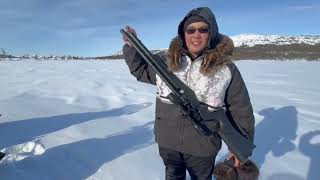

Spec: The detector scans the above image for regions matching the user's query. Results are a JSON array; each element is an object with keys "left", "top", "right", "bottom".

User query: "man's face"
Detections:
[{"left": 184, "top": 22, "right": 210, "bottom": 58}]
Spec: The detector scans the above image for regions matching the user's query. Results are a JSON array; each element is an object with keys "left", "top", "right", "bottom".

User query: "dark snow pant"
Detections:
[{"left": 159, "top": 146, "right": 215, "bottom": 180}]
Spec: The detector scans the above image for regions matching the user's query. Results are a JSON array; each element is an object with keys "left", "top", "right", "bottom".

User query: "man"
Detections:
[{"left": 123, "top": 7, "right": 255, "bottom": 180}]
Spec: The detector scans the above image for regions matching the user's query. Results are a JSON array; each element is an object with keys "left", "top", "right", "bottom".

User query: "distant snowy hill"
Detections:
[
  {"left": 115, "top": 34, "right": 320, "bottom": 53},
  {"left": 2, "top": 34, "right": 319, "bottom": 61},
  {"left": 108, "top": 34, "right": 320, "bottom": 60},
  {"left": 231, "top": 34, "right": 320, "bottom": 47}
]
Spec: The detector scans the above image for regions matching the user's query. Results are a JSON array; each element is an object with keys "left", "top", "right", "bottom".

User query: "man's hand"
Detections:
[
  {"left": 123, "top": 26, "right": 137, "bottom": 47},
  {"left": 227, "top": 152, "right": 241, "bottom": 167}
]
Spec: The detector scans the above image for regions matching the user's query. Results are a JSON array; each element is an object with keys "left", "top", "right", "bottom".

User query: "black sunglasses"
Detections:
[{"left": 185, "top": 27, "right": 209, "bottom": 34}]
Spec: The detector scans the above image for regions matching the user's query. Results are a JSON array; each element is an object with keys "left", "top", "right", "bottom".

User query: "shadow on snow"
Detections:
[
  {"left": 252, "top": 106, "right": 298, "bottom": 168},
  {"left": 298, "top": 130, "right": 320, "bottom": 180},
  {"left": 0, "top": 103, "right": 152, "bottom": 149},
  {"left": 268, "top": 129, "right": 320, "bottom": 180},
  {"left": 0, "top": 121, "right": 155, "bottom": 180}
]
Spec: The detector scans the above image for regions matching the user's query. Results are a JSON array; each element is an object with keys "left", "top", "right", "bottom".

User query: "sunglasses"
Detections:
[{"left": 185, "top": 27, "right": 209, "bottom": 34}]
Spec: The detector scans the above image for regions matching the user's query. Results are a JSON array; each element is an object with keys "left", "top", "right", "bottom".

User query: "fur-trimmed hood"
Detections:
[
  {"left": 178, "top": 7, "right": 220, "bottom": 50},
  {"left": 168, "top": 7, "right": 235, "bottom": 75},
  {"left": 168, "top": 35, "right": 234, "bottom": 75}
]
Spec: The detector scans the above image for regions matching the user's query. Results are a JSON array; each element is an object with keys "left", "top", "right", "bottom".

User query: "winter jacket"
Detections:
[{"left": 123, "top": 7, "right": 254, "bottom": 157}]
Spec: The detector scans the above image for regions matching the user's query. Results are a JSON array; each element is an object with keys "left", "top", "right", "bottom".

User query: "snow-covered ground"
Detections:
[{"left": 0, "top": 60, "right": 319, "bottom": 180}]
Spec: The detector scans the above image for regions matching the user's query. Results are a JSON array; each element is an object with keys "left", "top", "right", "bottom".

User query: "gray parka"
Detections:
[{"left": 123, "top": 7, "right": 255, "bottom": 157}]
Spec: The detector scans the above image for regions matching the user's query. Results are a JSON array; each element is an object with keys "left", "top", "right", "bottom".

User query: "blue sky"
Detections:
[{"left": 0, "top": 0, "right": 319, "bottom": 57}]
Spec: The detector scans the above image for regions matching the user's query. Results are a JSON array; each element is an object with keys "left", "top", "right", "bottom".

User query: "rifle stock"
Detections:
[
  {"left": 121, "top": 29, "right": 255, "bottom": 163},
  {"left": 203, "top": 108, "right": 255, "bottom": 162}
]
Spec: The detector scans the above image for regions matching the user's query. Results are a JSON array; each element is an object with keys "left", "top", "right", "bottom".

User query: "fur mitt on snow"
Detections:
[{"left": 213, "top": 159, "right": 259, "bottom": 180}]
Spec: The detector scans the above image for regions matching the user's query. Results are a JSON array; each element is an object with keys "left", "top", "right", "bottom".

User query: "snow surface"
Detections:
[{"left": 0, "top": 60, "right": 319, "bottom": 180}]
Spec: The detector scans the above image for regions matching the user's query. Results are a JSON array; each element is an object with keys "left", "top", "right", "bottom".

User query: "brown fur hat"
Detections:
[
  {"left": 213, "top": 159, "right": 259, "bottom": 180},
  {"left": 167, "top": 35, "right": 234, "bottom": 76}
]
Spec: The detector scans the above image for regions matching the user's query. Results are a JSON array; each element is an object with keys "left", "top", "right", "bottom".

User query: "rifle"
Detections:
[{"left": 120, "top": 29, "right": 255, "bottom": 163}]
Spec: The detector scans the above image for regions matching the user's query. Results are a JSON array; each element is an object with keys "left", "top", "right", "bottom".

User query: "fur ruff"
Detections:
[
  {"left": 213, "top": 159, "right": 259, "bottom": 180},
  {"left": 168, "top": 35, "right": 234, "bottom": 76}
]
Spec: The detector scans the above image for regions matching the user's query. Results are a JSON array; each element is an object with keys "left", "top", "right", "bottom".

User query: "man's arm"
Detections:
[
  {"left": 122, "top": 26, "right": 156, "bottom": 85},
  {"left": 225, "top": 63, "right": 255, "bottom": 142},
  {"left": 224, "top": 63, "right": 255, "bottom": 166},
  {"left": 225, "top": 63, "right": 255, "bottom": 141}
]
